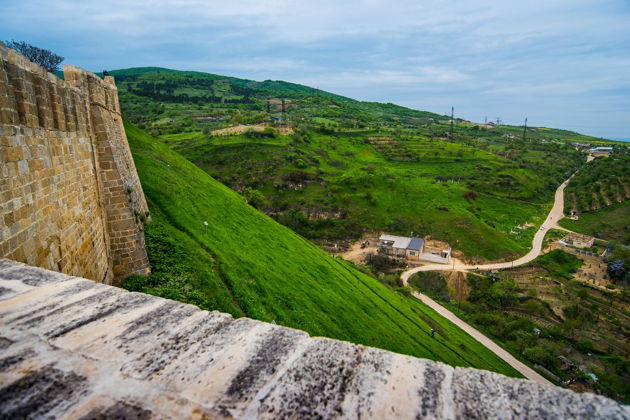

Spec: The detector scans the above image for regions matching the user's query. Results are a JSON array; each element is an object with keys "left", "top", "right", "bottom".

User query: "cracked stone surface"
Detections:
[{"left": 0, "top": 259, "right": 628, "bottom": 419}]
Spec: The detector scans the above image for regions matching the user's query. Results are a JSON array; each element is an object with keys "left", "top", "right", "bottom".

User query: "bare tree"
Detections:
[{"left": 4, "top": 40, "right": 64, "bottom": 73}]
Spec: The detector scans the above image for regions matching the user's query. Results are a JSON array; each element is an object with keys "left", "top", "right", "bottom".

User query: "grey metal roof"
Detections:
[
  {"left": 379, "top": 235, "right": 423, "bottom": 251},
  {"left": 379, "top": 235, "right": 411, "bottom": 249},
  {"left": 407, "top": 237, "right": 424, "bottom": 251}
]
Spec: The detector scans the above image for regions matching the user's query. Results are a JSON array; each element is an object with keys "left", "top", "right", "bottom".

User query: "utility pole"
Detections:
[
  {"left": 522, "top": 117, "right": 528, "bottom": 141},
  {"left": 281, "top": 98, "right": 286, "bottom": 121},
  {"left": 456, "top": 273, "right": 463, "bottom": 312},
  {"left": 450, "top": 106, "right": 454, "bottom": 138}
]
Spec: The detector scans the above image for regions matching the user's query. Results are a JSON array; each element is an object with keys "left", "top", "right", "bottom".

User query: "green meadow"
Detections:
[{"left": 560, "top": 201, "right": 630, "bottom": 244}]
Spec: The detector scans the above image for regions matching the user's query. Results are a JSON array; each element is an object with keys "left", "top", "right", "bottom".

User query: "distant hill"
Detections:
[
  {"left": 123, "top": 122, "right": 520, "bottom": 377},
  {"left": 106, "top": 66, "right": 449, "bottom": 130},
  {"left": 106, "top": 66, "right": 614, "bottom": 260},
  {"left": 107, "top": 66, "right": 617, "bottom": 143}
]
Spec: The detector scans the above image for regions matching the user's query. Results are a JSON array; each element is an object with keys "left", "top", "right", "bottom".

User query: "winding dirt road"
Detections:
[
  {"left": 402, "top": 176, "right": 571, "bottom": 279},
  {"left": 400, "top": 176, "right": 575, "bottom": 384}
]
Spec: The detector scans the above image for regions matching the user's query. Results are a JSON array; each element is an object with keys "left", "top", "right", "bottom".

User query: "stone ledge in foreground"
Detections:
[{"left": 0, "top": 258, "right": 627, "bottom": 419}]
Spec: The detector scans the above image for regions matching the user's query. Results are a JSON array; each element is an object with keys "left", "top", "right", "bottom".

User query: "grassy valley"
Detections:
[
  {"left": 110, "top": 67, "right": 595, "bottom": 261},
  {"left": 122, "top": 122, "right": 520, "bottom": 376}
]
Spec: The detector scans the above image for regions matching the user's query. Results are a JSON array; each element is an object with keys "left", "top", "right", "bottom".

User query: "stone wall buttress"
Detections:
[{"left": 0, "top": 42, "right": 150, "bottom": 285}]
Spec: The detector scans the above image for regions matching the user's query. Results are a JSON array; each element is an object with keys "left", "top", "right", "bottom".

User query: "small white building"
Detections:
[
  {"left": 378, "top": 234, "right": 451, "bottom": 264},
  {"left": 378, "top": 235, "right": 423, "bottom": 260}
]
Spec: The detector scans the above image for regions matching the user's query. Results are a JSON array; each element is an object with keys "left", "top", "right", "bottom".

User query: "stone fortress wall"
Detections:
[{"left": 0, "top": 42, "right": 149, "bottom": 284}]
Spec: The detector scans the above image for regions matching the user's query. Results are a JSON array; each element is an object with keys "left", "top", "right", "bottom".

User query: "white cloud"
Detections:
[{"left": 2, "top": 0, "right": 629, "bottom": 137}]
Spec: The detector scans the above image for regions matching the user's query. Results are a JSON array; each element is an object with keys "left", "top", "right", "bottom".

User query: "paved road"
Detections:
[
  {"left": 400, "top": 175, "right": 574, "bottom": 384},
  {"left": 410, "top": 290, "right": 551, "bottom": 383}
]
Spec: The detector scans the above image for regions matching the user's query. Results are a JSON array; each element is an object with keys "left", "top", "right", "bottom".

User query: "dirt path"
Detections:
[
  {"left": 399, "top": 175, "right": 576, "bottom": 384},
  {"left": 339, "top": 238, "right": 378, "bottom": 264},
  {"left": 410, "top": 290, "right": 550, "bottom": 383}
]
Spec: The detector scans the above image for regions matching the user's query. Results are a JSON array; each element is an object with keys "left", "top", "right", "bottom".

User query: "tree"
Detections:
[
  {"left": 5, "top": 40, "right": 64, "bottom": 72},
  {"left": 607, "top": 259, "right": 626, "bottom": 281},
  {"left": 242, "top": 187, "right": 268, "bottom": 209}
]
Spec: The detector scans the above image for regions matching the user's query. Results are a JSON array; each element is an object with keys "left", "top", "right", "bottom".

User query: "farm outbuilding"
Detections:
[
  {"left": 378, "top": 234, "right": 451, "bottom": 263},
  {"left": 559, "top": 233, "right": 595, "bottom": 249},
  {"left": 378, "top": 235, "right": 424, "bottom": 260},
  {"left": 589, "top": 147, "right": 613, "bottom": 156}
]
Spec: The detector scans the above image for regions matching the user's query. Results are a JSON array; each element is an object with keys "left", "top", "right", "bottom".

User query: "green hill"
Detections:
[
  {"left": 123, "top": 122, "right": 520, "bottom": 377},
  {"left": 560, "top": 153, "right": 630, "bottom": 243},
  {"left": 564, "top": 154, "right": 630, "bottom": 213},
  {"left": 105, "top": 67, "right": 600, "bottom": 260},
  {"left": 109, "top": 66, "right": 614, "bottom": 142}
]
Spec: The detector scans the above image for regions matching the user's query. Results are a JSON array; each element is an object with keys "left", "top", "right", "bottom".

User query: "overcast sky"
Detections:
[{"left": 2, "top": 0, "right": 629, "bottom": 138}]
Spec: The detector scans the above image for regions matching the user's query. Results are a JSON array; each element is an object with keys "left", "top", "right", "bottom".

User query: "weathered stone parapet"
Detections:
[
  {"left": 0, "top": 42, "right": 149, "bottom": 284},
  {"left": 0, "top": 259, "right": 627, "bottom": 419}
]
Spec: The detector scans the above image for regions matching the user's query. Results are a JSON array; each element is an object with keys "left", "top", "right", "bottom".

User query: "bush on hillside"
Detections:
[
  {"left": 607, "top": 259, "right": 626, "bottom": 281},
  {"left": 364, "top": 253, "right": 405, "bottom": 271},
  {"left": 408, "top": 271, "right": 451, "bottom": 302}
]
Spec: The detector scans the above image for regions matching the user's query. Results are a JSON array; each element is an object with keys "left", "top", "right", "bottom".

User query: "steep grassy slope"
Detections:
[{"left": 123, "top": 122, "right": 520, "bottom": 377}]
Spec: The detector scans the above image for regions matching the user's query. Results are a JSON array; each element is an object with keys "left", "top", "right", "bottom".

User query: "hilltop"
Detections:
[{"left": 109, "top": 66, "right": 610, "bottom": 142}]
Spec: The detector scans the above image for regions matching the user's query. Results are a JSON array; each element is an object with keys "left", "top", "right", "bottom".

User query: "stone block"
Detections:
[{"left": 5, "top": 146, "right": 24, "bottom": 161}]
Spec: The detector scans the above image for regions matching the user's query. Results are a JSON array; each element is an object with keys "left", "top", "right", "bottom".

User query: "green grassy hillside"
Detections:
[
  {"left": 109, "top": 66, "right": 614, "bottom": 143},
  {"left": 564, "top": 154, "right": 630, "bottom": 213},
  {"left": 107, "top": 67, "right": 603, "bottom": 261},
  {"left": 168, "top": 128, "right": 583, "bottom": 260},
  {"left": 123, "top": 122, "right": 520, "bottom": 377},
  {"left": 560, "top": 153, "right": 630, "bottom": 243},
  {"left": 560, "top": 201, "right": 630, "bottom": 244}
]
